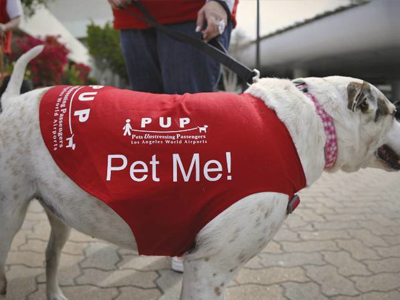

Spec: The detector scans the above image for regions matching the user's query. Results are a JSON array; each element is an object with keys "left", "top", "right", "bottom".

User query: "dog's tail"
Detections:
[{"left": 1, "top": 45, "right": 44, "bottom": 110}]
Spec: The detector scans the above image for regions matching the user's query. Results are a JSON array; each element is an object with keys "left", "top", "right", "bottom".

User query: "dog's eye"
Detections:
[{"left": 360, "top": 100, "right": 368, "bottom": 111}]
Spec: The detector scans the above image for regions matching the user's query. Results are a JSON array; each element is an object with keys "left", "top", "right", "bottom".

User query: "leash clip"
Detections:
[
  {"left": 252, "top": 69, "right": 260, "bottom": 83},
  {"left": 247, "top": 69, "right": 260, "bottom": 86}
]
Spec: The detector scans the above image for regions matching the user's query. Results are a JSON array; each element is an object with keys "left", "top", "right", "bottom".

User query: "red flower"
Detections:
[
  {"left": 12, "top": 34, "right": 70, "bottom": 86},
  {"left": 75, "top": 63, "right": 91, "bottom": 83}
]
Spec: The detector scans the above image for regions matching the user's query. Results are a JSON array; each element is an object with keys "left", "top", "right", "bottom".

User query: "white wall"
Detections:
[
  {"left": 47, "top": 0, "right": 114, "bottom": 38},
  {"left": 20, "top": 6, "right": 90, "bottom": 64},
  {"left": 235, "top": 1, "right": 400, "bottom": 71}
]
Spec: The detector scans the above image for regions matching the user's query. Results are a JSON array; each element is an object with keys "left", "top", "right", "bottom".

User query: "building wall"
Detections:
[{"left": 46, "top": 0, "right": 114, "bottom": 39}]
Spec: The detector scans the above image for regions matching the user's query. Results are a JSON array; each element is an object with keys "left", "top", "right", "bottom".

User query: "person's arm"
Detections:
[
  {"left": 196, "top": 0, "right": 233, "bottom": 42},
  {"left": 0, "top": 0, "right": 23, "bottom": 35},
  {"left": 0, "top": 17, "right": 20, "bottom": 33},
  {"left": 207, "top": 0, "right": 234, "bottom": 13},
  {"left": 108, "top": 0, "right": 131, "bottom": 10}
]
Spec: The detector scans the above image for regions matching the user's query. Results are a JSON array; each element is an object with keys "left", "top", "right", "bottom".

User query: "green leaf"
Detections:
[{"left": 86, "top": 22, "right": 128, "bottom": 81}]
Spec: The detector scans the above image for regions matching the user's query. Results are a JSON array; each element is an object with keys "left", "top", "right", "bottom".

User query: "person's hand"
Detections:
[
  {"left": 0, "top": 24, "right": 6, "bottom": 40},
  {"left": 108, "top": 0, "right": 132, "bottom": 9},
  {"left": 196, "top": 1, "right": 228, "bottom": 43}
]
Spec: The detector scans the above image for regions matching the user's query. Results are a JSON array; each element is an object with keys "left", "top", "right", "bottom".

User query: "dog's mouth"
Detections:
[{"left": 376, "top": 144, "right": 400, "bottom": 170}]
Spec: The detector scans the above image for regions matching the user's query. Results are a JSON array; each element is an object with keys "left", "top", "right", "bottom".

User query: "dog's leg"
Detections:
[
  {"left": 44, "top": 207, "right": 71, "bottom": 300},
  {"left": 0, "top": 196, "right": 30, "bottom": 299},
  {"left": 180, "top": 257, "right": 237, "bottom": 300},
  {"left": 179, "top": 193, "right": 288, "bottom": 300}
]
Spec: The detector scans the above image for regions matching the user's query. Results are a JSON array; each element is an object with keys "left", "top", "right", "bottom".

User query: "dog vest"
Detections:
[{"left": 40, "top": 85, "right": 306, "bottom": 256}]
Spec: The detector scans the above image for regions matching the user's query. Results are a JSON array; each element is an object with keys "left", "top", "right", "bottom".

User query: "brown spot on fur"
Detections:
[
  {"left": 204, "top": 257, "right": 209, "bottom": 262},
  {"left": 347, "top": 81, "right": 371, "bottom": 112},
  {"left": 375, "top": 97, "right": 389, "bottom": 122},
  {"left": 255, "top": 217, "right": 261, "bottom": 227},
  {"left": 13, "top": 194, "right": 19, "bottom": 200},
  {"left": 0, "top": 276, "right": 7, "bottom": 296},
  {"left": 214, "top": 287, "right": 221, "bottom": 296},
  {"left": 238, "top": 253, "right": 246, "bottom": 263}
]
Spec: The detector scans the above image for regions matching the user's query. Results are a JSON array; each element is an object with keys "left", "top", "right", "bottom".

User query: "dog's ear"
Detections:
[{"left": 347, "top": 81, "right": 371, "bottom": 113}]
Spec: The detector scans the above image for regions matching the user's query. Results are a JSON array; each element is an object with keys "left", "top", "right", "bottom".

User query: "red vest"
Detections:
[
  {"left": 112, "top": 0, "right": 239, "bottom": 30},
  {"left": 40, "top": 86, "right": 306, "bottom": 256},
  {"left": 0, "top": 0, "right": 11, "bottom": 54}
]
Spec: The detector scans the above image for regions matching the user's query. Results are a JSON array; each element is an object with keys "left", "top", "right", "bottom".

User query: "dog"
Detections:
[{"left": 1, "top": 46, "right": 400, "bottom": 300}]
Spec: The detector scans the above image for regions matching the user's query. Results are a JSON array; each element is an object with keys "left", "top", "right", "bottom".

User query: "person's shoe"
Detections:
[{"left": 171, "top": 256, "right": 184, "bottom": 273}]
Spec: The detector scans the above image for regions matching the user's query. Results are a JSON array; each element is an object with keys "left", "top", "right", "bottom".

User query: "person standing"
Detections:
[
  {"left": 108, "top": 0, "right": 238, "bottom": 94},
  {"left": 0, "top": 0, "right": 29, "bottom": 98},
  {"left": 107, "top": 0, "right": 239, "bottom": 272},
  {"left": 0, "top": 0, "right": 23, "bottom": 64}
]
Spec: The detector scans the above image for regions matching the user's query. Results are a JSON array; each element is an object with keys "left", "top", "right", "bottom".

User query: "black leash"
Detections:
[{"left": 121, "top": 2, "right": 259, "bottom": 85}]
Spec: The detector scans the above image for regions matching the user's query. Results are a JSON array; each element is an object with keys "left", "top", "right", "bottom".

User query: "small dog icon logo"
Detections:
[
  {"left": 198, "top": 125, "right": 208, "bottom": 133},
  {"left": 66, "top": 135, "right": 76, "bottom": 150}
]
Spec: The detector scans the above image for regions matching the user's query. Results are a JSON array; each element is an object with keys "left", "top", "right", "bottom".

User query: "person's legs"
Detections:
[
  {"left": 157, "top": 21, "right": 233, "bottom": 94},
  {"left": 157, "top": 21, "right": 233, "bottom": 273},
  {"left": 120, "top": 28, "right": 164, "bottom": 93}
]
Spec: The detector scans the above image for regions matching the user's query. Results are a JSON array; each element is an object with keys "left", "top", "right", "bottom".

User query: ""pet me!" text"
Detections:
[{"left": 106, "top": 152, "right": 232, "bottom": 182}]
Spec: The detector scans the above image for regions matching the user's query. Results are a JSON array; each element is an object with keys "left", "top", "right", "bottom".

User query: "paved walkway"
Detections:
[{"left": 4, "top": 169, "right": 400, "bottom": 300}]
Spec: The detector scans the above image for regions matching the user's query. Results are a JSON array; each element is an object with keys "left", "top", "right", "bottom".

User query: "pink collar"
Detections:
[{"left": 295, "top": 81, "right": 338, "bottom": 169}]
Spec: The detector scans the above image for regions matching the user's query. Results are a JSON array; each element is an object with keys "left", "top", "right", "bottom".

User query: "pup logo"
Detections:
[
  {"left": 123, "top": 117, "right": 209, "bottom": 135},
  {"left": 124, "top": 117, "right": 209, "bottom": 146}
]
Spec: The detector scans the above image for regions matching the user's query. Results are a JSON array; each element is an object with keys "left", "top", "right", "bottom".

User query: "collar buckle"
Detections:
[{"left": 287, "top": 194, "right": 301, "bottom": 214}]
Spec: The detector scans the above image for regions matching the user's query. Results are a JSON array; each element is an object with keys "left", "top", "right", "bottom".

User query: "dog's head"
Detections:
[{"left": 321, "top": 76, "right": 400, "bottom": 173}]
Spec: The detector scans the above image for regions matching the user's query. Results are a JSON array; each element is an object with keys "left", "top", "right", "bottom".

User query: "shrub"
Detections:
[
  {"left": 86, "top": 22, "right": 127, "bottom": 80},
  {"left": 12, "top": 34, "right": 69, "bottom": 86},
  {"left": 11, "top": 34, "right": 93, "bottom": 86}
]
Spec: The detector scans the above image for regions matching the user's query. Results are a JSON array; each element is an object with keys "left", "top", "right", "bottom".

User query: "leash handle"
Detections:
[{"left": 123, "top": 2, "right": 259, "bottom": 85}]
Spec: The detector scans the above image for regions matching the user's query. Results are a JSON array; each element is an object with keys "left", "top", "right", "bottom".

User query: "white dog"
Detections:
[{"left": 1, "top": 46, "right": 400, "bottom": 300}]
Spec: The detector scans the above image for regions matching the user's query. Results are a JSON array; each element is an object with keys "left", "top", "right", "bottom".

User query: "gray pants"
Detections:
[{"left": 120, "top": 21, "right": 232, "bottom": 94}]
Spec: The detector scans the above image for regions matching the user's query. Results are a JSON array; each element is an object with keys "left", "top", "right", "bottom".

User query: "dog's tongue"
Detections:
[{"left": 377, "top": 144, "right": 400, "bottom": 170}]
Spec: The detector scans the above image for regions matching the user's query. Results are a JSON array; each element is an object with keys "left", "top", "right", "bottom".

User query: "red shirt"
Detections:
[
  {"left": 0, "top": 0, "right": 12, "bottom": 54},
  {"left": 40, "top": 86, "right": 306, "bottom": 256},
  {"left": 112, "top": 0, "right": 239, "bottom": 30}
]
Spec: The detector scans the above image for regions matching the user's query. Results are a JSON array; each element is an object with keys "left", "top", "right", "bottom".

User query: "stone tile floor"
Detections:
[{"left": 4, "top": 169, "right": 400, "bottom": 299}]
